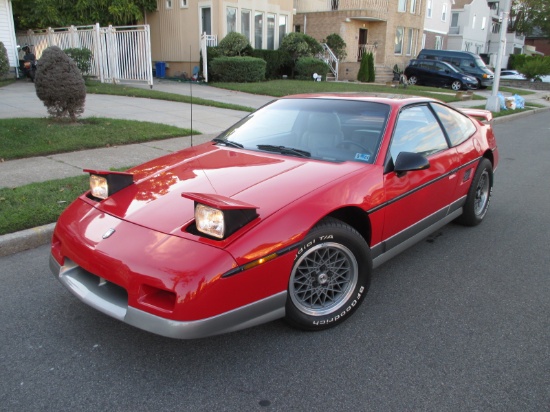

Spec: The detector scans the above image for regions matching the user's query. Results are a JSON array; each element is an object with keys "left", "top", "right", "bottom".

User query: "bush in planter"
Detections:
[
  {"left": 35, "top": 46, "right": 86, "bottom": 120},
  {"left": 0, "top": 42, "right": 9, "bottom": 78},
  {"left": 295, "top": 57, "right": 329, "bottom": 80},
  {"left": 210, "top": 56, "right": 266, "bottom": 82},
  {"left": 64, "top": 48, "right": 93, "bottom": 76}
]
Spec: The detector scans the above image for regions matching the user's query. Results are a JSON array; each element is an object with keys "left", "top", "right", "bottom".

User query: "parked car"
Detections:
[
  {"left": 50, "top": 94, "right": 499, "bottom": 339},
  {"left": 533, "top": 74, "right": 550, "bottom": 82},
  {"left": 405, "top": 59, "right": 478, "bottom": 90},
  {"left": 500, "top": 70, "right": 526, "bottom": 80},
  {"left": 417, "top": 49, "right": 494, "bottom": 88}
]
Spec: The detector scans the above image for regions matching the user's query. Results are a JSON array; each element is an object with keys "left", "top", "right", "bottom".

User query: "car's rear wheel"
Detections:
[
  {"left": 451, "top": 80, "right": 463, "bottom": 91},
  {"left": 456, "top": 158, "right": 493, "bottom": 226},
  {"left": 408, "top": 75, "right": 418, "bottom": 85},
  {"left": 285, "top": 218, "right": 371, "bottom": 331}
]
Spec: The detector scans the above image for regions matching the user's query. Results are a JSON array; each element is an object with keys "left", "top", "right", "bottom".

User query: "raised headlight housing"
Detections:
[
  {"left": 84, "top": 169, "right": 134, "bottom": 200},
  {"left": 183, "top": 193, "right": 258, "bottom": 239}
]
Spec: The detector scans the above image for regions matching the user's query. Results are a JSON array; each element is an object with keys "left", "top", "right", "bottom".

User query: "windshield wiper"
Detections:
[
  {"left": 257, "top": 145, "right": 311, "bottom": 158},
  {"left": 213, "top": 138, "right": 244, "bottom": 148}
]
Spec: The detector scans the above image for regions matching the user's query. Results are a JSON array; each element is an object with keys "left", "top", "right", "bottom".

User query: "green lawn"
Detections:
[{"left": 0, "top": 117, "right": 197, "bottom": 160}]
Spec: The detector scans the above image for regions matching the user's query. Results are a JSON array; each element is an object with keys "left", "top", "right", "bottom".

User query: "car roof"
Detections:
[{"left": 280, "top": 93, "right": 437, "bottom": 108}]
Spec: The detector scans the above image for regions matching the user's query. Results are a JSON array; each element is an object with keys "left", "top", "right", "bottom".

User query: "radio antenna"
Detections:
[{"left": 190, "top": 45, "right": 193, "bottom": 147}]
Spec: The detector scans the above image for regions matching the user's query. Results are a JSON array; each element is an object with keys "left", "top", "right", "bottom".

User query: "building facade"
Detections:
[
  {"left": 0, "top": 0, "right": 18, "bottom": 74},
  {"left": 145, "top": 0, "right": 293, "bottom": 77},
  {"left": 422, "top": 0, "right": 452, "bottom": 51}
]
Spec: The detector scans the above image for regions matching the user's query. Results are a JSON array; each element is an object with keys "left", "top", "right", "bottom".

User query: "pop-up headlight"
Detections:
[
  {"left": 182, "top": 192, "right": 258, "bottom": 239},
  {"left": 84, "top": 169, "right": 134, "bottom": 200}
]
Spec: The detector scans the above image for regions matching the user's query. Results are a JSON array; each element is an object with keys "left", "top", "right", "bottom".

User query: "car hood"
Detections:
[{"left": 90, "top": 143, "right": 368, "bottom": 237}]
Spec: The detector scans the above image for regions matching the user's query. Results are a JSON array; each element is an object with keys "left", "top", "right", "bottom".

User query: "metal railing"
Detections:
[
  {"left": 319, "top": 43, "right": 339, "bottom": 80},
  {"left": 16, "top": 24, "right": 153, "bottom": 87},
  {"left": 357, "top": 44, "right": 377, "bottom": 62},
  {"left": 294, "top": 0, "right": 388, "bottom": 14}
]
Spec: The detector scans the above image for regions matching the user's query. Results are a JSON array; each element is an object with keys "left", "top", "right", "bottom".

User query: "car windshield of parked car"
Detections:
[{"left": 215, "top": 98, "right": 390, "bottom": 164}]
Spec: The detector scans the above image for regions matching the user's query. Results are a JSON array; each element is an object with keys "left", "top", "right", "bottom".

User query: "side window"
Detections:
[
  {"left": 431, "top": 103, "right": 476, "bottom": 146},
  {"left": 390, "top": 105, "right": 449, "bottom": 161}
]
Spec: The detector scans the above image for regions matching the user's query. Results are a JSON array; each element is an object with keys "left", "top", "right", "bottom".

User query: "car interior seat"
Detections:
[{"left": 300, "top": 112, "right": 343, "bottom": 153}]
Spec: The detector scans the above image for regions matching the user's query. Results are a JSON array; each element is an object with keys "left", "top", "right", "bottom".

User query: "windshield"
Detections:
[{"left": 214, "top": 98, "right": 390, "bottom": 164}]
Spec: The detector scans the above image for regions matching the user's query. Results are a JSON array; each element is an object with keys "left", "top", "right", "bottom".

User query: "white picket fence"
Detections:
[{"left": 16, "top": 24, "right": 153, "bottom": 87}]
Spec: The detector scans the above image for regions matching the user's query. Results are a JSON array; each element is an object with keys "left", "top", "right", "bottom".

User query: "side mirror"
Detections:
[{"left": 394, "top": 152, "right": 430, "bottom": 177}]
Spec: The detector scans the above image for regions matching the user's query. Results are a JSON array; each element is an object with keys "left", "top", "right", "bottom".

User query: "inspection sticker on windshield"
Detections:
[{"left": 355, "top": 153, "right": 370, "bottom": 162}]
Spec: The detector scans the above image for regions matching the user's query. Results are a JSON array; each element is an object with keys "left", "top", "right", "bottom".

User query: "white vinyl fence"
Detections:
[{"left": 16, "top": 24, "right": 153, "bottom": 87}]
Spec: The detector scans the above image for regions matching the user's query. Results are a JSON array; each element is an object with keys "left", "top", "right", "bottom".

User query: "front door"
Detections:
[{"left": 358, "top": 28, "right": 368, "bottom": 61}]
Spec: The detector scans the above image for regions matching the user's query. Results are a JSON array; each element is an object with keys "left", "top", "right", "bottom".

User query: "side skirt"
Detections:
[{"left": 371, "top": 197, "right": 465, "bottom": 269}]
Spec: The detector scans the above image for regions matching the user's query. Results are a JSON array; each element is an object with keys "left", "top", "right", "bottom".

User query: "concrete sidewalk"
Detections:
[{"left": 1, "top": 79, "right": 550, "bottom": 256}]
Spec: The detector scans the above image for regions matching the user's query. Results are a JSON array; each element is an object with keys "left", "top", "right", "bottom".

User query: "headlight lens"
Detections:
[
  {"left": 195, "top": 204, "right": 225, "bottom": 239},
  {"left": 90, "top": 175, "right": 109, "bottom": 199}
]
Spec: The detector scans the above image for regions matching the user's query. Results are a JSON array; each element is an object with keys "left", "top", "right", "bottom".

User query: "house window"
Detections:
[
  {"left": 427, "top": 0, "right": 432, "bottom": 18},
  {"left": 295, "top": 25, "right": 301, "bottom": 33},
  {"left": 180, "top": 0, "right": 187, "bottom": 7},
  {"left": 441, "top": 4, "right": 447, "bottom": 21},
  {"left": 406, "top": 28, "right": 414, "bottom": 55},
  {"left": 481, "top": 17, "right": 487, "bottom": 30},
  {"left": 398, "top": 0, "right": 407, "bottom": 12},
  {"left": 394, "top": 27, "right": 404, "bottom": 54},
  {"left": 410, "top": 0, "right": 417, "bottom": 14},
  {"left": 435, "top": 36, "right": 442, "bottom": 50},
  {"left": 422, "top": 33, "right": 426, "bottom": 49},
  {"left": 242, "top": 10, "right": 251, "bottom": 41},
  {"left": 267, "top": 13, "right": 275, "bottom": 50},
  {"left": 451, "top": 12, "right": 459, "bottom": 27},
  {"left": 227, "top": 7, "right": 237, "bottom": 34},
  {"left": 166, "top": 0, "right": 172, "bottom": 9},
  {"left": 279, "top": 15, "right": 288, "bottom": 46},
  {"left": 255, "top": 12, "right": 264, "bottom": 49}
]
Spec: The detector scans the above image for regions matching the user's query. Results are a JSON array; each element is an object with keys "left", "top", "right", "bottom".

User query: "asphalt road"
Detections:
[{"left": 1, "top": 113, "right": 549, "bottom": 411}]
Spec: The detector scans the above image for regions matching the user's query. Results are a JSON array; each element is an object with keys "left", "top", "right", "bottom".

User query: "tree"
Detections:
[
  {"left": 357, "top": 52, "right": 369, "bottom": 82},
  {"left": 0, "top": 42, "right": 9, "bottom": 77},
  {"left": 12, "top": 0, "right": 157, "bottom": 30},
  {"left": 280, "top": 32, "right": 323, "bottom": 77},
  {"left": 509, "top": 0, "right": 550, "bottom": 36},
  {"left": 218, "top": 32, "right": 250, "bottom": 57},
  {"left": 324, "top": 33, "right": 347, "bottom": 61},
  {"left": 35, "top": 46, "right": 86, "bottom": 121}
]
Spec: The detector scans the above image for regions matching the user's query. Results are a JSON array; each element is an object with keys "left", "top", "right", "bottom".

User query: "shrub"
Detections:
[
  {"left": 200, "top": 46, "right": 221, "bottom": 79},
  {"left": 210, "top": 56, "right": 266, "bottom": 82},
  {"left": 518, "top": 57, "right": 550, "bottom": 81},
  {"left": 324, "top": 33, "right": 347, "bottom": 61},
  {"left": 0, "top": 42, "right": 9, "bottom": 77},
  {"left": 35, "top": 46, "right": 86, "bottom": 121},
  {"left": 64, "top": 48, "right": 93, "bottom": 75},
  {"left": 251, "top": 49, "right": 291, "bottom": 79},
  {"left": 358, "top": 52, "right": 369, "bottom": 82},
  {"left": 366, "top": 52, "right": 375, "bottom": 82},
  {"left": 218, "top": 32, "right": 250, "bottom": 57},
  {"left": 295, "top": 57, "right": 329, "bottom": 80},
  {"left": 280, "top": 32, "right": 323, "bottom": 77}
]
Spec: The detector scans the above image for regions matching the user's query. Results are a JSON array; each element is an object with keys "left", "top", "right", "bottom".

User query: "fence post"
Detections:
[{"left": 201, "top": 32, "right": 208, "bottom": 83}]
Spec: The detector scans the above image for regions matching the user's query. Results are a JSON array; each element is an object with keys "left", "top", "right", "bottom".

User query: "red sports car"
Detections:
[{"left": 49, "top": 94, "right": 498, "bottom": 339}]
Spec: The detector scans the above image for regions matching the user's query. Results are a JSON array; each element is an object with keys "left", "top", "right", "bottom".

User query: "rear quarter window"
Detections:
[{"left": 431, "top": 103, "right": 476, "bottom": 146}]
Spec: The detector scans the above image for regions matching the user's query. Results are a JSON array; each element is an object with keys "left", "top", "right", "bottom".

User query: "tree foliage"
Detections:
[
  {"left": 35, "top": 46, "right": 86, "bottom": 121},
  {"left": 509, "top": 0, "right": 550, "bottom": 36},
  {"left": 324, "top": 33, "right": 347, "bottom": 61},
  {"left": 0, "top": 42, "right": 9, "bottom": 77},
  {"left": 12, "top": 0, "right": 157, "bottom": 30},
  {"left": 218, "top": 32, "right": 250, "bottom": 57},
  {"left": 64, "top": 48, "right": 93, "bottom": 75}
]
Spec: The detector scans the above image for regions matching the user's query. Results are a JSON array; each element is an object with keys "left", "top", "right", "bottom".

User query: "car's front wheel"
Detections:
[
  {"left": 456, "top": 158, "right": 493, "bottom": 226},
  {"left": 451, "top": 80, "right": 463, "bottom": 91},
  {"left": 285, "top": 218, "right": 371, "bottom": 331},
  {"left": 408, "top": 75, "right": 418, "bottom": 85}
]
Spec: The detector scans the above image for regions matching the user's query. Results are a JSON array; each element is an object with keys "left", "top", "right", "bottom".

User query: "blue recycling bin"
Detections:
[{"left": 155, "top": 61, "right": 166, "bottom": 78}]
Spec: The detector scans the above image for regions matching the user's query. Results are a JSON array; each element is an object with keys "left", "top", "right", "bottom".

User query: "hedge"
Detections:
[
  {"left": 295, "top": 57, "right": 329, "bottom": 80},
  {"left": 210, "top": 56, "right": 266, "bottom": 82}
]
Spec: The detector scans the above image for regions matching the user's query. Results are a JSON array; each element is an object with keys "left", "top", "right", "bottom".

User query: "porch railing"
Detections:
[
  {"left": 319, "top": 43, "right": 339, "bottom": 80},
  {"left": 357, "top": 44, "right": 377, "bottom": 62}
]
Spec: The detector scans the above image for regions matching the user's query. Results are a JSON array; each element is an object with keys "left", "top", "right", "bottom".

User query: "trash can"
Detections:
[{"left": 155, "top": 61, "right": 166, "bottom": 78}]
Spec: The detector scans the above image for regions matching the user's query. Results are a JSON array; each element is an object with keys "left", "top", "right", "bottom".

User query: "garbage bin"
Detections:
[{"left": 155, "top": 61, "right": 166, "bottom": 78}]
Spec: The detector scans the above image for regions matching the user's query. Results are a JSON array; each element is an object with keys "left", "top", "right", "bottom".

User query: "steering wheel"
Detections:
[{"left": 336, "top": 140, "right": 371, "bottom": 152}]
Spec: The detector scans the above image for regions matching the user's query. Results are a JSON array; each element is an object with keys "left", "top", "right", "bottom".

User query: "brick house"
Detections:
[
  {"left": 145, "top": 0, "right": 294, "bottom": 78},
  {"left": 293, "top": 0, "right": 425, "bottom": 81}
]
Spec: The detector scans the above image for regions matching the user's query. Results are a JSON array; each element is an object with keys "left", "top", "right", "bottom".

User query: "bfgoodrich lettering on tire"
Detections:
[
  {"left": 285, "top": 217, "right": 372, "bottom": 331},
  {"left": 456, "top": 158, "right": 493, "bottom": 226}
]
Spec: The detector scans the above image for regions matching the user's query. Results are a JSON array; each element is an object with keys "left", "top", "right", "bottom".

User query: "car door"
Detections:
[{"left": 381, "top": 104, "right": 460, "bottom": 248}]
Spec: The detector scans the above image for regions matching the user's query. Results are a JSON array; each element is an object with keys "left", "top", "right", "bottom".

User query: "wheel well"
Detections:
[{"left": 327, "top": 207, "right": 372, "bottom": 246}]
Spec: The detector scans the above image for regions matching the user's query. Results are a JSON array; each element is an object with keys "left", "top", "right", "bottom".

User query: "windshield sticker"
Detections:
[{"left": 355, "top": 153, "right": 370, "bottom": 162}]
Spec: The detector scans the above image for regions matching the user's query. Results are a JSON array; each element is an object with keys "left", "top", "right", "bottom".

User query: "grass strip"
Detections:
[
  {"left": 0, "top": 117, "right": 198, "bottom": 160},
  {"left": 210, "top": 80, "right": 485, "bottom": 103},
  {"left": 0, "top": 175, "right": 89, "bottom": 235},
  {"left": 85, "top": 81, "right": 255, "bottom": 112}
]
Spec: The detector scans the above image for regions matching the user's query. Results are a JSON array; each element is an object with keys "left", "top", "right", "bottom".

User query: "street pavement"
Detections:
[{"left": 1, "top": 79, "right": 549, "bottom": 256}]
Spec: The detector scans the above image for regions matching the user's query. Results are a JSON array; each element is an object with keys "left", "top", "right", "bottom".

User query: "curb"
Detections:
[{"left": 2, "top": 105, "right": 550, "bottom": 258}]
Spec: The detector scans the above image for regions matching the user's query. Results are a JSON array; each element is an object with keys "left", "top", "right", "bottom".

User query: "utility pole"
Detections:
[{"left": 486, "top": 0, "right": 512, "bottom": 112}]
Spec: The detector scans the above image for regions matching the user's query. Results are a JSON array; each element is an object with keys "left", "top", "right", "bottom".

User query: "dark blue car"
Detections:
[{"left": 404, "top": 59, "right": 478, "bottom": 91}]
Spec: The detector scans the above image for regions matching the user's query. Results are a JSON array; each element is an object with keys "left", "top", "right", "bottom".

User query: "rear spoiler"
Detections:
[{"left": 459, "top": 108, "right": 493, "bottom": 123}]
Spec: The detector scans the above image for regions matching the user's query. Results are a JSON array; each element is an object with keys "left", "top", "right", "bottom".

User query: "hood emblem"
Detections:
[{"left": 102, "top": 228, "right": 116, "bottom": 239}]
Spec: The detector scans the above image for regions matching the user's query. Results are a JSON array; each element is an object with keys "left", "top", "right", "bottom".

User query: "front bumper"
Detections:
[{"left": 50, "top": 255, "right": 286, "bottom": 339}]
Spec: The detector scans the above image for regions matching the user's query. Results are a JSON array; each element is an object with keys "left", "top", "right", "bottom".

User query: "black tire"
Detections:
[
  {"left": 451, "top": 80, "right": 462, "bottom": 91},
  {"left": 285, "top": 217, "right": 371, "bottom": 331},
  {"left": 456, "top": 158, "right": 493, "bottom": 226},
  {"left": 408, "top": 75, "right": 418, "bottom": 86}
]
